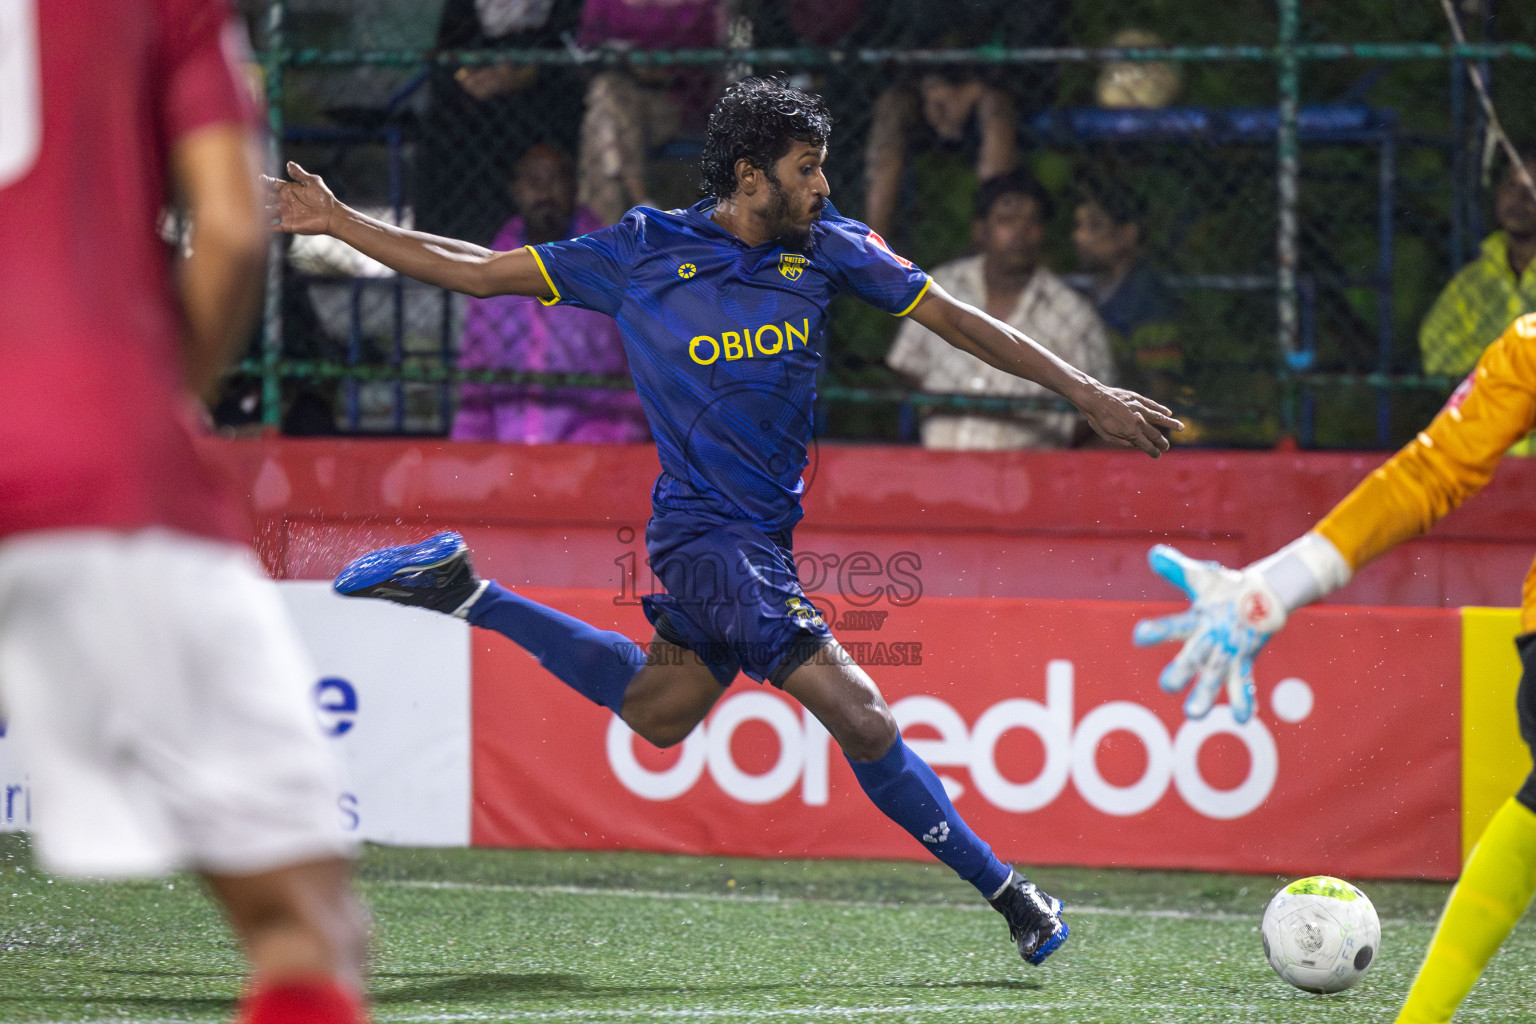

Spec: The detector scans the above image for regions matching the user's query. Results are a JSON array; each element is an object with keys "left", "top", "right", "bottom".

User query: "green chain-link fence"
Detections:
[{"left": 230, "top": 0, "right": 1536, "bottom": 449}]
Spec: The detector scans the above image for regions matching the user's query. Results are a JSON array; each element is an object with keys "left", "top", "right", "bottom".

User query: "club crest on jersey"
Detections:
[
  {"left": 785, "top": 597, "right": 825, "bottom": 629},
  {"left": 678, "top": 263, "right": 698, "bottom": 279},
  {"left": 778, "top": 253, "right": 810, "bottom": 281}
]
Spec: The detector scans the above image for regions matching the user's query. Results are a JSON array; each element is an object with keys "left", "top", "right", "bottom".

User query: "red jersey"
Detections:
[{"left": 0, "top": 0, "right": 256, "bottom": 542}]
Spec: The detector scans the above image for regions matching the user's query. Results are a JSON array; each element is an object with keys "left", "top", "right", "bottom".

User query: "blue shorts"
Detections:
[{"left": 641, "top": 510, "right": 833, "bottom": 688}]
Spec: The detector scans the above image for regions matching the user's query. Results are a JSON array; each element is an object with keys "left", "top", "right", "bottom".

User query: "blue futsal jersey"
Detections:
[{"left": 528, "top": 200, "right": 930, "bottom": 531}]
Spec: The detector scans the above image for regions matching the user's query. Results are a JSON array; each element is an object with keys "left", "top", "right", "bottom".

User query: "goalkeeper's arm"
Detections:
[
  {"left": 1137, "top": 314, "right": 1536, "bottom": 721},
  {"left": 1258, "top": 313, "right": 1536, "bottom": 610}
]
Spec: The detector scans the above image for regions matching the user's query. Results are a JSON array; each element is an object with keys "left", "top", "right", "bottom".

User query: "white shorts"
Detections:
[{"left": 0, "top": 529, "right": 353, "bottom": 878}]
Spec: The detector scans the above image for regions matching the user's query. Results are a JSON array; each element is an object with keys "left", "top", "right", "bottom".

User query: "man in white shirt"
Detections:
[{"left": 887, "top": 170, "right": 1113, "bottom": 449}]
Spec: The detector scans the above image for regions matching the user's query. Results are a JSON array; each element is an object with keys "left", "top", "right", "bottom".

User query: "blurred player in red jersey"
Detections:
[{"left": 0, "top": 1, "right": 367, "bottom": 1021}]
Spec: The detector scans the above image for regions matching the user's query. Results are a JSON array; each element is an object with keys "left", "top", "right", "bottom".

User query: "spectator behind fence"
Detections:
[
  {"left": 1072, "top": 180, "right": 1183, "bottom": 403},
  {"left": 416, "top": 0, "right": 585, "bottom": 244},
  {"left": 860, "top": 2, "right": 1065, "bottom": 259},
  {"left": 736, "top": 0, "right": 869, "bottom": 201},
  {"left": 887, "top": 171, "right": 1113, "bottom": 449},
  {"left": 454, "top": 144, "right": 649, "bottom": 443},
  {"left": 863, "top": 65, "right": 1019, "bottom": 255},
  {"left": 1420, "top": 152, "right": 1536, "bottom": 377},
  {"left": 576, "top": 0, "right": 726, "bottom": 226}
]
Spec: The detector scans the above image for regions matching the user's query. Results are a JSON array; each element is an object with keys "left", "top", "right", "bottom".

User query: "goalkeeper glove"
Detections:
[{"left": 1133, "top": 533, "right": 1351, "bottom": 723}]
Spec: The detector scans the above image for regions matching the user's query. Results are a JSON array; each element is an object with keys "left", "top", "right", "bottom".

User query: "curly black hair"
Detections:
[{"left": 699, "top": 77, "right": 833, "bottom": 200}]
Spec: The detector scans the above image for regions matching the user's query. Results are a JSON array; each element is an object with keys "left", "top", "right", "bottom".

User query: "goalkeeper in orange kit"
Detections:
[{"left": 1136, "top": 312, "right": 1536, "bottom": 1024}]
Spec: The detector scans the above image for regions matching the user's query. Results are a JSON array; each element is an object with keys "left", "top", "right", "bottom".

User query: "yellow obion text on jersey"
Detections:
[{"left": 688, "top": 319, "right": 812, "bottom": 365}]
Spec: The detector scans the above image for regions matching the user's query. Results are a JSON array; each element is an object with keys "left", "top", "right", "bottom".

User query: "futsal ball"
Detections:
[{"left": 1261, "top": 876, "right": 1380, "bottom": 994}]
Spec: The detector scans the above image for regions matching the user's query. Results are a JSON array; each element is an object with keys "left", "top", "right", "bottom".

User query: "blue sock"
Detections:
[
  {"left": 847, "top": 735, "right": 1012, "bottom": 899},
  {"left": 467, "top": 581, "right": 642, "bottom": 715}
]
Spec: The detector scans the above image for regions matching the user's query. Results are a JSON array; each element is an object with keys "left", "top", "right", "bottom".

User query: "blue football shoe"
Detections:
[
  {"left": 990, "top": 870, "right": 1070, "bottom": 965},
  {"left": 333, "top": 531, "right": 487, "bottom": 617}
]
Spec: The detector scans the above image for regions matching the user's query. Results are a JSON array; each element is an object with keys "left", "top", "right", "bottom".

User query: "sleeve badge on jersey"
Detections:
[
  {"left": 865, "top": 229, "right": 914, "bottom": 269},
  {"left": 778, "top": 253, "right": 810, "bottom": 281}
]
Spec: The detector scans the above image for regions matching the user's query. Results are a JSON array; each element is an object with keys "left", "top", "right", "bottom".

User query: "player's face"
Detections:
[
  {"left": 978, "top": 193, "right": 1045, "bottom": 274},
  {"left": 1495, "top": 160, "right": 1536, "bottom": 239},
  {"left": 764, "top": 143, "right": 830, "bottom": 251}
]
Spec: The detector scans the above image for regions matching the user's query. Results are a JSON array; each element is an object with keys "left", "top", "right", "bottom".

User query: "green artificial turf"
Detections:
[{"left": 3, "top": 835, "right": 1534, "bottom": 1022}]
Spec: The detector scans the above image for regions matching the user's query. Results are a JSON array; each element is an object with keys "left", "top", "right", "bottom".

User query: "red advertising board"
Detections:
[
  {"left": 210, "top": 438, "right": 1536, "bottom": 612},
  {"left": 472, "top": 590, "right": 1461, "bottom": 879}
]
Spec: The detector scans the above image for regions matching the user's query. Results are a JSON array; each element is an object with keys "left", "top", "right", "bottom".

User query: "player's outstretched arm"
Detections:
[
  {"left": 264, "top": 161, "right": 554, "bottom": 300},
  {"left": 1136, "top": 314, "right": 1536, "bottom": 722},
  {"left": 907, "top": 284, "right": 1183, "bottom": 457}
]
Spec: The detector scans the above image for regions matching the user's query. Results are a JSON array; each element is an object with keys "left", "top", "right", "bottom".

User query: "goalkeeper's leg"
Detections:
[
  {"left": 1395, "top": 797, "right": 1536, "bottom": 1024},
  {"left": 1394, "top": 632, "right": 1536, "bottom": 1024}
]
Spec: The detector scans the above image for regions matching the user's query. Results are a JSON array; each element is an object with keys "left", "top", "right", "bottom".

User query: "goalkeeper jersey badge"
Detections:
[{"left": 778, "top": 253, "right": 810, "bottom": 281}]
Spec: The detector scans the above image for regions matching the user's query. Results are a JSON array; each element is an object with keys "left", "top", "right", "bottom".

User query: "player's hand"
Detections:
[
  {"left": 1132, "top": 544, "right": 1288, "bottom": 723},
  {"left": 262, "top": 161, "right": 336, "bottom": 236},
  {"left": 1077, "top": 383, "right": 1183, "bottom": 458}
]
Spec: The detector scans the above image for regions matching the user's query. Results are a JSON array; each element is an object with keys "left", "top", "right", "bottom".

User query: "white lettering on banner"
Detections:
[
  {"left": 968, "top": 661, "right": 1075, "bottom": 812},
  {"left": 890, "top": 695, "right": 971, "bottom": 800},
  {"left": 606, "top": 719, "right": 706, "bottom": 800},
  {"left": 802, "top": 708, "right": 831, "bottom": 805},
  {"left": 1173, "top": 708, "right": 1278, "bottom": 820},
  {"left": 1070, "top": 702, "right": 1174, "bottom": 817},
  {"left": 706, "top": 693, "right": 803, "bottom": 804},
  {"left": 606, "top": 659, "right": 1290, "bottom": 819},
  {"left": 607, "top": 706, "right": 832, "bottom": 805}
]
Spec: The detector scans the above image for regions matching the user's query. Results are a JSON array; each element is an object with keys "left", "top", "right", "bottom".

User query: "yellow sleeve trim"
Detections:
[
  {"left": 893, "top": 277, "right": 931, "bottom": 318},
  {"left": 526, "top": 245, "right": 561, "bottom": 306}
]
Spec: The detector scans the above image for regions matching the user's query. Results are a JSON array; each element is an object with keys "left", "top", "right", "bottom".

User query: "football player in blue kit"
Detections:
[{"left": 269, "top": 77, "right": 1181, "bottom": 966}]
